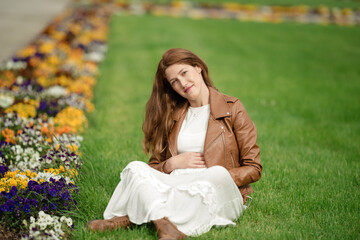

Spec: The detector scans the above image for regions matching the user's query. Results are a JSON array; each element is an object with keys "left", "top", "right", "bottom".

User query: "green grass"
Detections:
[
  {"left": 136, "top": 0, "right": 360, "bottom": 8},
  {"left": 71, "top": 15, "right": 360, "bottom": 239}
]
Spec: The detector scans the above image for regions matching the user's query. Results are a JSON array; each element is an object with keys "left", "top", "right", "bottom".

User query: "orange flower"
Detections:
[
  {"left": 41, "top": 125, "right": 49, "bottom": 135},
  {"left": 2, "top": 128, "right": 16, "bottom": 144},
  {"left": 28, "top": 57, "right": 41, "bottom": 67},
  {"left": 39, "top": 42, "right": 55, "bottom": 54},
  {"left": 17, "top": 45, "right": 36, "bottom": 58},
  {"left": 0, "top": 71, "right": 16, "bottom": 88},
  {"left": 55, "top": 126, "right": 71, "bottom": 135}
]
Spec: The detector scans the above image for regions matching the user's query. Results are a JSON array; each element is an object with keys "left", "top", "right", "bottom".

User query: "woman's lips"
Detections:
[{"left": 185, "top": 85, "right": 193, "bottom": 93}]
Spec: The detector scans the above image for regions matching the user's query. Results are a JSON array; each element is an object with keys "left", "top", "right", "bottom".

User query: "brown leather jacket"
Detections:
[{"left": 148, "top": 87, "right": 262, "bottom": 202}]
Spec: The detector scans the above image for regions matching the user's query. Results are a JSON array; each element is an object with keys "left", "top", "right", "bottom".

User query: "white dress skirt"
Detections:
[
  {"left": 103, "top": 162, "right": 245, "bottom": 236},
  {"left": 103, "top": 105, "right": 246, "bottom": 236}
]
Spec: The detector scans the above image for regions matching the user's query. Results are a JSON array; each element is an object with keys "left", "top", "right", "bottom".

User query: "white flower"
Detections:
[
  {"left": 85, "top": 52, "right": 104, "bottom": 62},
  {"left": 29, "top": 223, "right": 36, "bottom": 229},
  {"left": 43, "top": 85, "right": 67, "bottom": 98},
  {"left": 23, "top": 219, "right": 28, "bottom": 227},
  {"left": 38, "top": 211, "right": 46, "bottom": 219},
  {"left": 45, "top": 216, "right": 53, "bottom": 225},
  {"left": 65, "top": 217, "right": 73, "bottom": 227},
  {"left": 16, "top": 76, "right": 24, "bottom": 85},
  {"left": 0, "top": 94, "right": 14, "bottom": 108},
  {"left": 38, "top": 222, "right": 47, "bottom": 230},
  {"left": 54, "top": 223, "right": 62, "bottom": 233},
  {"left": 60, "top": 216, "right": 66, "bottom": 222}
]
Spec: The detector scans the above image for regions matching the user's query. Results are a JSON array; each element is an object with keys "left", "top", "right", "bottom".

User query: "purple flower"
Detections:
[
  {"left": 1, "top": 203, "right": 9, "bottom": 212},
  {"left": 0, "top": 165, "right": 8, "bottom": 176},
  {"left": 5, "top": 192, "right": 14, "bottom": 199},
  {"left": 61, "top": 191, "right": 71, "bottom": 201},
  {"left": 27, "top": 180, "right": 38, "bottom": 190},
  {"left": 31, "top": 199, "right": 38, "bottom": 207},
  {"left": 34, "top": 185, "right": 42, "bottom": 193},
  {"left": 50, "top": 202, "right": 56, "bottom": 210},
  {"left": 48, "top": 187, "right": 57, "bottom": 197},
  {"left": 55, "top": 181, "right": 65, "bottom": 190},
  {"left": 7, "top": 200, "right": 15, "bottom": 212},
  {"left": 39, "top": 101, "right": 47, "bottom": 111},
  {"left": 34, "top": 52, "right": 45, "bottom": 59},
  {"left": 23, "top": 203, "right": 30, "bottom": 213},
  {"left": 41, "top": 204, "right": 49, "bottom": 211}
]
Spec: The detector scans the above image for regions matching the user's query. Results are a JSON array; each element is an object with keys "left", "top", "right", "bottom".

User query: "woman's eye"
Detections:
[
  {"left": 182, "top": 71, "right": 187, "bottom": 76},
  {"left": 171, "top": 79, "right": 177, "bottom": 85}
]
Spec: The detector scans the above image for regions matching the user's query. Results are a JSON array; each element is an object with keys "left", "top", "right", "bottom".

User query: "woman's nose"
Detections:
[{"left": 178, "top": 77, "right": 187, "bottom": 87}]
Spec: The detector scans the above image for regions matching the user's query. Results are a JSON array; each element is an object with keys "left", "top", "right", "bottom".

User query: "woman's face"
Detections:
[{"left": 165, "top": 63, "right": 208, "bottom": 106}]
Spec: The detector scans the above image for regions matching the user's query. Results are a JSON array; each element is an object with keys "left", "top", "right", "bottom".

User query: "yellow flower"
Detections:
[
  {"left": 44, "top": 168, "right": 55, "bottom": 173},
  {"left": 17, "top": 45, "right": 36, "bottom": 58},
  {"left": 25, "top": 169, "right": 32, "bottom": 177},
  {"left": 5, "top": 103, "right": 36, "bottom": 118},
  {"left": 59, "top": 165, "right": 65, "bottom": 172},
  {"left": 51, "top": 31, "right": 66, "bottom": 41},
  {"left": 84, "top": 99, "right": 94, "bottom": 112},
  {"left": 66, "top": 76, "right": 96, "bottom": 99},
  {"left": 76, "top": 34, "right": 91, "bottom": 46},
  {"left": 66, "top": 144, "right": 78, "bottom": 153},
  {"left": 68, "top": 23, "right": 82, "bottom": 35},
  {"left": 39, "top": 42, "right": 56, "bottom": 54},
  {"left": 47, "top": 55, "right": 61, "bottom": 66},
  {"left": 71, "top": 169, "right": 78, "bottom": 177},
  {"left": 54, "top": 106, "right": 88, "bottom": 133},
  {"left": 37, "top": 76, "right": 51, "bottom": 88},
  {"left": 8, "top": 179, "right": 17, "bottom": 187}
]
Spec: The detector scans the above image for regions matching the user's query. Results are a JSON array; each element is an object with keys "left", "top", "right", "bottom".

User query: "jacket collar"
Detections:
[{"left": 173, "top": 86, "right": 230, "bottom": 121}]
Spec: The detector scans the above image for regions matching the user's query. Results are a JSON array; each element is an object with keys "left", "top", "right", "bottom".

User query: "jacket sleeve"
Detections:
[
  {"left": 228, "top": 100, "right": 262, "bottom": 187},
  {"left": 148, "top": 150, "right": 168, "bottom": 173}
]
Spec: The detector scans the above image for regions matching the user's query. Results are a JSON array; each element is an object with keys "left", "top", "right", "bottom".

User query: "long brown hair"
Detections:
[{"left": 143, "top": 48, "right": 214, "bottom": 159}]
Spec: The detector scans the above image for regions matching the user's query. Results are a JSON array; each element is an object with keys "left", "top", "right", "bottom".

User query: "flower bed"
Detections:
[
  {"left": 0, "top": 3, "right": 113, "bottom": 239},
  {"left": 116, "top": 1, "right": 360, "bottom": 26}
]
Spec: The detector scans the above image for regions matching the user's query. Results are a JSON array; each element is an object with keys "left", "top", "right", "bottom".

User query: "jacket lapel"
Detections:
[{"left": 203, "top": 87, "right": 231, "bottom": 152}]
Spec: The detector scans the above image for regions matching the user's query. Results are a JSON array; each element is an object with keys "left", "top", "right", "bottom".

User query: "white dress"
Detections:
[{"left": 103, "top": 105, "right": 246, "bottom": 236}]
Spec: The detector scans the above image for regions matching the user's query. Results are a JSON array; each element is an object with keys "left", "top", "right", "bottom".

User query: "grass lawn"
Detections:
[{"left": 71, "top": 14, "right": 360, "bottom": 239}]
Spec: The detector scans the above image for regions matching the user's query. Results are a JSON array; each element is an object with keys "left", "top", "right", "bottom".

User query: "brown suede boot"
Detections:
[
  {"left": 153, "top": 217, "right": 187, "bottom": 240},
  {"left": 86, "top": 216, "right": 132, "bottom": 232}
]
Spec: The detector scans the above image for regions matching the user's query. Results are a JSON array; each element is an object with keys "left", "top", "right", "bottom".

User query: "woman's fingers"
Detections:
[
  {"left": 192, "top": 159, "right": 206, "bottom": 168},
  {"left": 175, "top": 152, "right": 207, "bottom": 168}
]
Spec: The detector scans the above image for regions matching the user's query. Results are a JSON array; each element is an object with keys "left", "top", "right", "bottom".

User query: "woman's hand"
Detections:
[{"left": 163, "top": 152, "right": 206, "bottom": 173}]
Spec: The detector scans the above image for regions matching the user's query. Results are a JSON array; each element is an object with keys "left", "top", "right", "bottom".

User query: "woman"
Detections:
[{"left": 87, "top": 48, "right": 262, "bottom": 239}]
